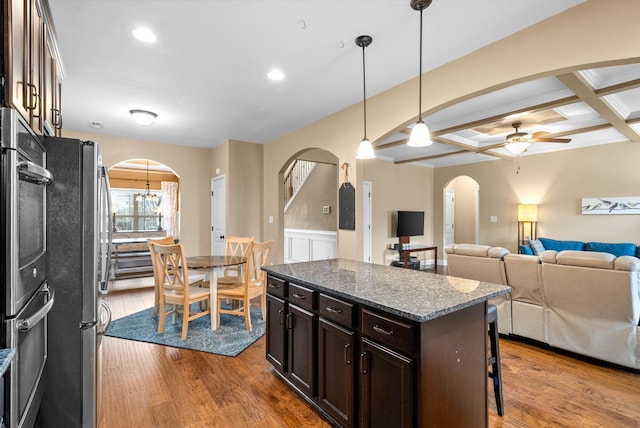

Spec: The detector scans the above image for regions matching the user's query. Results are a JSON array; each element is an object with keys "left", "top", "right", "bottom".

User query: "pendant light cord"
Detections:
[
  {"left": 362, "top": 43, "right": 368, "bottom": 140},
  {"left": 417, "top": 7, "right": 423, "bottom": 122}
]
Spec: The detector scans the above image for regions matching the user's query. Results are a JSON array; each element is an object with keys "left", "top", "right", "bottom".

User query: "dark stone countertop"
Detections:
[{"left": 263, "top": 258, "right": 510, "bottom": 322}]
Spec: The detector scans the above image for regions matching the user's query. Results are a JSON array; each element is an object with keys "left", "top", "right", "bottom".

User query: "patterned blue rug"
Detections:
[{"left": 105, "top": 305, "right": 265, "bottom": 357}]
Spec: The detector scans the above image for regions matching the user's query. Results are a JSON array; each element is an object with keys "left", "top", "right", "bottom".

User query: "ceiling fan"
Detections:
[{"left": 502, "top": 121, "right": 571, "bottom": 154}]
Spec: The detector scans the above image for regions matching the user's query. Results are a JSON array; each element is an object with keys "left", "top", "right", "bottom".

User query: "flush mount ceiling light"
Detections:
[
  {"left": 129, "top": 109, "right": 157, "bottom": 127},
  {"left": 132, "top": 27, "right": 157, "bottom": 43},
  {"left": 407, "top": 0, "right": 433, "bottom": 148},
  {"left": 355, "top": 35, "right": 375, "bottom": 160}
]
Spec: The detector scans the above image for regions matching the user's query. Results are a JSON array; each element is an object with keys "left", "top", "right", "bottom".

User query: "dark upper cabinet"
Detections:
[{"left": 3, "top": 0, "right": 63, "bottom": 134}]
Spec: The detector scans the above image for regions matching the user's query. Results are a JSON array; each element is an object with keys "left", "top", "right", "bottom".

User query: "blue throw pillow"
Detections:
[
  {"left": 538, "top": 238, "right": 585, "bottom": 252},
  {"left": 585, "top": 242, "right": 636, "bottom": 258},
  {"left": 528, "top": 239, "right": 545, "bottom": 256},
  {"left": 519, "top": 245, "right": 534, "bottom": 255}
]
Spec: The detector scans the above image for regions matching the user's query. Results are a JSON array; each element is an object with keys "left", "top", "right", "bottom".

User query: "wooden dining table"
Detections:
[{"left": 185, "top": 255, "right": 247, "bottom": 330}]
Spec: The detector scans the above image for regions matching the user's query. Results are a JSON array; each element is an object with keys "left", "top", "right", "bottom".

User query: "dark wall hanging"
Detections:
[{"left": 339, "top": 163, "right": 355, "bottom": 230}]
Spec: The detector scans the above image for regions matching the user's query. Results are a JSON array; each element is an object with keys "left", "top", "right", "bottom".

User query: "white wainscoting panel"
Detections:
[{"left": 284, "top": 229, "right": 337, "bottom": 263}]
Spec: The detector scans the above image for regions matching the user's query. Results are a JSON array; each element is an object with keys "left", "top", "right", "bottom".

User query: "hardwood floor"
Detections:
[{"left": 101, "top": 284, "right": 640, "bottom": 428}]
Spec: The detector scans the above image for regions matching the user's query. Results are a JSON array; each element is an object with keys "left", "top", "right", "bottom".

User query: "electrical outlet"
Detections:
[{"left": 490, "top": 216, "right": 497, "bottom": 223}]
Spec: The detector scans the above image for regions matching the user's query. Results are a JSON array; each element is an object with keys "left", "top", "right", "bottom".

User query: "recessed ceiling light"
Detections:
[
  {"left": 132, "top": 27, "right": 157, "bottom": 43},
  {"left": 267, "top": 69, "right": 285, "bottom": 81}
]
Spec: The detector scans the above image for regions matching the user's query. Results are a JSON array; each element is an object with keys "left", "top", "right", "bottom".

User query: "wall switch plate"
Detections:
[
  {"left": 323, "top": 205, "right": 331, "bottom": 214},
  {"left": 490, "top": 216, "right": 497, "bottom": 223},
  {"left": 268, "top": 215, "right": 274, "bottom": 224}
]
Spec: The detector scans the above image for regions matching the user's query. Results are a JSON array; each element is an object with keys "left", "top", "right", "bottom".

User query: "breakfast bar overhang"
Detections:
[{"left": 262, "top": 258, "right": 510, "bottom": 428}]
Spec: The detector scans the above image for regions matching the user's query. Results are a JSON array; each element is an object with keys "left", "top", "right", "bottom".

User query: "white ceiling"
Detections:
[{"left": 48, "top": 0, "right": 596, "bottom": 167}]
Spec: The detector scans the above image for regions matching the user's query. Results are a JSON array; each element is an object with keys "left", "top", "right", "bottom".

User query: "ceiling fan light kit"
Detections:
[
  {"left": 355, "top": 35, "right": 376, "bottom": 159},
  {"left": 407, "top": 0, "right": 433, "bottom": 148}
]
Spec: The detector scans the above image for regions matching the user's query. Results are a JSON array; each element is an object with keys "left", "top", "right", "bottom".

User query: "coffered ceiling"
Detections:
[{"left": 375, "top": 62, "right": 640, "bottom": 168}]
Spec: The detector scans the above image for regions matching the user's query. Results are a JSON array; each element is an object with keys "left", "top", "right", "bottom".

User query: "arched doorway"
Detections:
[
  {"left": 280, "top": 149, "right": 339, "bottom": 263},
  {"left": 444, "top": 175, "right": 480, "bottom": 248},
  {"left": 108, "top": 159, "right": 180, "bottom": 281}
]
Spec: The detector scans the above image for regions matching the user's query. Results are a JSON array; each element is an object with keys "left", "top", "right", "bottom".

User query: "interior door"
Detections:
[
  {"left": 445, "top": 190, "right": 455, "bottom": 246},
  {"left": 211, "top": 175, "right": 226, "bottom": 255}
]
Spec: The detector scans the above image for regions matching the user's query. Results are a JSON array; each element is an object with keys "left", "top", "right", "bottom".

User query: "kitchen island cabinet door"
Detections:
[
  {"left": 359, "top": 337, "right": 414, "bottom": 428},
  {"left": 265, "top": 294, "right": 286, "bottom": 374},
  {"left": 317, "top": 318, "right": 355, "bottom": 428},
  {"left": 286, "top": 304, "right": 316, "bottom": 398}
]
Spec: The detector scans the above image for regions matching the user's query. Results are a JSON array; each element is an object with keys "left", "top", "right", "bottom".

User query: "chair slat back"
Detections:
[
  {"left": 248, "top": 239, "right": 274, "bottom": 286},
  {"left": 153, "top": 243, "right": 190, "bottom": 302},
  {"left": 225, "top": 236, "right": 253, "bottom": 259},
  {"left": 148, "top": 236, "right": 175, "bottom": 286}
]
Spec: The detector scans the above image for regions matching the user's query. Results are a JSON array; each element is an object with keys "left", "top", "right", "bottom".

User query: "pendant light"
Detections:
[
  {"left": 135, "top": 160, "right": 159, "bottom": 202},
  {"left": 407, "top": 0, "right": 433, "bottom": 147},
  {"left": 355, "top": 35, "right": 375, "bottom": 160}
]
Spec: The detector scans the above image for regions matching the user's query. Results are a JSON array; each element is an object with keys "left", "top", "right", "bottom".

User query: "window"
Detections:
[{"left": 112, "top": 189, "right": 163, "bottom": 231}]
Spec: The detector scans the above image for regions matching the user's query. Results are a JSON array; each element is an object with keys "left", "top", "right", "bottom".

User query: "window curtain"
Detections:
[{"left": 161, "top": 181, "right": 179, "bottom": 238}]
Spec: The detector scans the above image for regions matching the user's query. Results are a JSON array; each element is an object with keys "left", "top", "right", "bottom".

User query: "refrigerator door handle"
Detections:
[
  {"left": 17, "top": 286, "right": 55, "bottom": 332},
  {"left": 97, "top": 301, "right": 112, "bottom": 336},
  {"left": 99, "top": 166, "right": 113, "bottom": 292}
]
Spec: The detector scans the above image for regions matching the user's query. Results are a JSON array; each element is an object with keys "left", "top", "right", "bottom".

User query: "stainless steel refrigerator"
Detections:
[{"left": 41, "top": 137, "right": 112, "bottom": 427}]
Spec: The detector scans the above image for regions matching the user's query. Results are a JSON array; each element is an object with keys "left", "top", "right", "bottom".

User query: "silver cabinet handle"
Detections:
[
  {"left": 326, "top": 306, "right": 342, "bottom": 315},
  {"left": 18, "top": 287, "right": 55, "bottom": 332},
  {"left": 17, "top": 160, "right": 53, "bottom": 184},
  {"left": 292, "top": 292, "right": 306, "bottom": 299}
]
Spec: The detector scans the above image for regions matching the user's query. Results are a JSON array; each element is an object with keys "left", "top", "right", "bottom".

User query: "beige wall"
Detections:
[
  {"left": 228, "top": 140, "right": 263, "bottom": 239},
  {"left": 62, "top": 130, "right": 212, "bottom": 257},
  {"left": 285, "top": 163, "right": 338, "bottom": 231},
  {"left": 435, "top": 142, "right": 640, "bottom": 255},
  {"left": 361, "top": 158, "right": 433, "bottom": 265}
]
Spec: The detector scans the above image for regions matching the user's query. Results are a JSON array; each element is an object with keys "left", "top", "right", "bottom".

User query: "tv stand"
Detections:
[{"left": 396, "top": 237, "right": 437, "bottom": 272}]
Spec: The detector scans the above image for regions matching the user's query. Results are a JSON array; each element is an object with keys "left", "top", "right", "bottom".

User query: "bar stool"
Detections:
[{"left": 487, "top": 304, "right": 504, "bottom": 416}]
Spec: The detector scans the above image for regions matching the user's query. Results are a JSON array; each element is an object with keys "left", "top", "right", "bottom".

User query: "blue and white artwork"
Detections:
[{"left": 581, "top": 197, "right": 640, "bottom": 215}]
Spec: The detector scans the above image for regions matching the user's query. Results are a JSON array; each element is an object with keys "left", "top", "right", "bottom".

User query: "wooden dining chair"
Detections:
[
  {"left": 248, "top": 239, "right": 274, "bottom": 321},
  {"left": 154, "top": 243, "right": 211, "bottom": 340},
  {"left": 217, "top": 235, "right": 254, "bottom": 285},
  {"left": 147, "top": 236, "right": 176, "bottom": 318}
]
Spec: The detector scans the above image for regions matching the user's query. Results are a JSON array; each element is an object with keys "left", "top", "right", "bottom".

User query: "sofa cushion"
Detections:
[
  {"left": 539, "top": 237, "right": 585, "bottom": 251},
  {"left": 585, "top": 241, "right": 636, "bottom": 258},
  {"left": 450, "top": 244, "right": 492, "bottom": 257},
  {"left": 541, "top": 250, "right": 558, "bottom": 263},
  {"left": 529, "top": 239, "right": 545, "bottom": 256},
  {"left": 556, "top": 250, "right": 615, "bottom": 270},
  {"left": 614, "top": 255, "right": 640, "bottom": 271},
  {"left": 488, "top": 247, "right": 510, "bottom": 259}
]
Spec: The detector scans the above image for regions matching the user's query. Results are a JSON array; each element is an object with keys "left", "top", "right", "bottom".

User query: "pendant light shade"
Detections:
[
  {"left": 407, "top": 0, "right": 433, "bottom": 148},
  {"left": 355, "top": 35, "right": 375, "bottom": 160}
]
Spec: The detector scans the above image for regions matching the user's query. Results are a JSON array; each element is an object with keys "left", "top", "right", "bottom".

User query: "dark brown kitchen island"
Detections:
[{"left": 262, "top": 258, "right": 510, "bottom": 428}]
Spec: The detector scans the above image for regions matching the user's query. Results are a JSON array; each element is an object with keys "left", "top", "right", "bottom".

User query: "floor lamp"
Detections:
[{"left": 518, "top": 204, "right": 538, "bottom": 250}]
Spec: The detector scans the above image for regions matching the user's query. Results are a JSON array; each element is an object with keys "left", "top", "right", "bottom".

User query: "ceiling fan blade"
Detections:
[
  {"left": 530, "top": 131, "right": 550, "bottom": 138},
  {"left": 529, "top": 137, "right": 571, "bottom": 143}
]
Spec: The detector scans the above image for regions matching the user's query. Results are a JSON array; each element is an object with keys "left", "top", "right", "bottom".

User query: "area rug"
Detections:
[{"left": 105, "top": 305, "right": 265, "bottom": 357}]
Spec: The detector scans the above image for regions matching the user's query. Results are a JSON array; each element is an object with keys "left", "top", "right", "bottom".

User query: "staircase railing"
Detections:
[{"left": 284, "top": 159, "right": 316, "bottom": 210}]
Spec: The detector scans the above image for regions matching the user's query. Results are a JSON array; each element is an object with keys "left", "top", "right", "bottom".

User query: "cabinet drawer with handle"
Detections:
[
  {"left": 288, "top": 283, "right": 315, "bottom": 311},
  {"left": 319, "top": 293, "right": 354, "bottom": 328},
  {"left": 266, "top": 276, "right": 287, "bottom": 299},
  {"left": 361, "top": 309, "right": 415, "bottom": 355}
]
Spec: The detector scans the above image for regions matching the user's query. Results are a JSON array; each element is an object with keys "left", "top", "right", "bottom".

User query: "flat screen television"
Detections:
[{"left": 396, "top": 210, "right": 424, "bottom": 237}]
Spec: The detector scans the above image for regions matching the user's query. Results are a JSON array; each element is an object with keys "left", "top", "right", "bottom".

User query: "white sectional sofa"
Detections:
[{"left": 445, "top": 243, "right": 640, "bottom": 370}]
